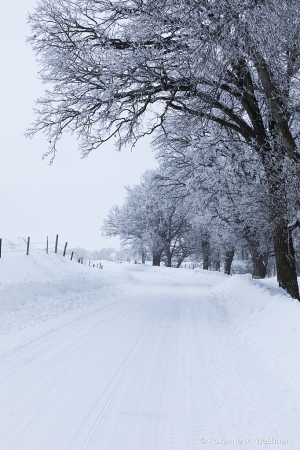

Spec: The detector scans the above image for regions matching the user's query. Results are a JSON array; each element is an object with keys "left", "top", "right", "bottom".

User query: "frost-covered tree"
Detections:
[
  {"left": 28, "top": 0, "right": 300, "bottom": 298},
  {"left": 91, "top": 247, "right": 116, "bottom": 261},
  {"left": 102, "top": 203, "right": 148, "bottom": 263},
  {"left": 67, "top": 246, "right": 116, "bottom": 261},
  {"left": 102, "top": 170, "right": 196, "bottom": 266},
  {"left": 153, "top": 118, "right": 276, "bottom": 277}
]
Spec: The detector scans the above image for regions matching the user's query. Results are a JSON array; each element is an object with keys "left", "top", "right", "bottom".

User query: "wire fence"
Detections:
[{"left": 0, "top": 236, "right": 103, "bottom": 269}]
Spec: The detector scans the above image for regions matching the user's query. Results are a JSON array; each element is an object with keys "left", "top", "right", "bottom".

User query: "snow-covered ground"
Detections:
[{"left": 0, "top": 239, "right": 299, "bottom": 449}]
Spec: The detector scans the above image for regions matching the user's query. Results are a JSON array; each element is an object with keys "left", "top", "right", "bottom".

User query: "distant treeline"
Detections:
[{"left": 66, "top": 247, "right": 127, "bottom": 261}]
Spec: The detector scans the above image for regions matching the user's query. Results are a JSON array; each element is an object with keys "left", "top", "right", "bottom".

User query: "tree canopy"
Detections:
[{"left": 28, "top": 0, "right": 300, "bottom": 298}]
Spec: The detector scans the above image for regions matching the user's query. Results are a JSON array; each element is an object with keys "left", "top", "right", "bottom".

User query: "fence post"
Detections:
[
  {"left": 63, "top": 242, "right": 68, "bottom": 257},
  {"left": 55, "top": 235, "right": 58, "bottom": 253},
  {"left": 0, "top": 238, "right": 2, "bottom": 258},
  {"left": 46, "top": 236, "right": 48, "bottom": 254},
  {"left": 71, "top": 251, "right": 73, "bottom": 261},
  {"left": 27, "top": 237, "right": 30, "bottom": 256}
]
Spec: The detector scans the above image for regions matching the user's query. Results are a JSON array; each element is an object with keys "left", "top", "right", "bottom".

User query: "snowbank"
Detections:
[
  {"left": 1, "top": 250, "right": 300, "bottom": 448},
  {"left": 1, "top": 243, "right": 300, "bottom": 402},
  {"left": 0, "top": 238, "right": 139, "bottom": 333},
  {"left": 212, "top": 273, "right": 300, "bottom": 401},
  {"left": 124, "top": 263, "right": 300, "bottom": 404}
]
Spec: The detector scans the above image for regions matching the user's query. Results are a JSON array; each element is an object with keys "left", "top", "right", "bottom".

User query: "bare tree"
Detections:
[
  {"left": 154, "top": 120, "right": 276, "bottom": 278},
  {"left": 28, "top": 0, "right": 300, "bottom": 298},
  {"left": 102, "top": 170, "right": 196, "bottom": 266}
]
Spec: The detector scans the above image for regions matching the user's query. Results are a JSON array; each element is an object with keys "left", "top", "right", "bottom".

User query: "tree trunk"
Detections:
[
  {"left": 214, "top": 259, "right": 221, "bottom": 271},
  {"left": 273, "top": 221, "right": 299, "bottom": 299},
  {"left": 212, "top": 252, "right": 221, "bottom": 271},
  {"left": 264, "top": 151, "right": 300, "bottom": 299},
  {"left": 252, "top": 252, "right": 267, "bottom": 279},
  {"left": 224, "top": 249, "right": 234, "bottom": 275},
  {"left": 176, "top": 259, "right": 184, "bottom": 268},
  {"left": 142, "top": 250, "right": 146, "bottom": 264},
  {"left": 202, "top": 237, "right": 210, "bottom": 270},
  {"left": 166, "top": 247, "right": 172, "bottom": 267},
  {"left": 243, "top": 227, "right": 268, "bottom": 279},
  {"left": 152, "top": 253, "right": 161, "bottom": 266}
]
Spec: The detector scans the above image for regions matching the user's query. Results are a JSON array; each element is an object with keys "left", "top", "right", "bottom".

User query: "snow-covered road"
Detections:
[{"left": 0, "top": 261, "right": 299, "bottom": 449}]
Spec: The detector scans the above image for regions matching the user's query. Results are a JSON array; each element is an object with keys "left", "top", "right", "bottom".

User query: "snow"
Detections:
[
  {"left": 0, "top": 238, "right": 138, "bottom": 335},
  {"left": 0, "top": 240, "right": 299, "bottom": 449}
]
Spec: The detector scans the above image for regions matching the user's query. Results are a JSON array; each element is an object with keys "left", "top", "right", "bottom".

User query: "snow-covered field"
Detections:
[{"left": 0, "top": 239, "right": 299, "bottom": 449}]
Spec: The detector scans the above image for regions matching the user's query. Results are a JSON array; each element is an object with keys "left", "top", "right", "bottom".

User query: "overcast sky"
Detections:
[{"left": 0, "top": 1, "right": 157, "bottom": 251}]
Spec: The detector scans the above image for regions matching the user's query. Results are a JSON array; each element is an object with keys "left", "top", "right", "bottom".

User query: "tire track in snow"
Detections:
[
  {"left": 73, "top": 296, "right": 168, "bottom": 450},
  {"left": 1, "top": 269, "right": 299, "bottom": 449},
  {"left": 0, "top": 285, "right": 155, "bottom": 450}
]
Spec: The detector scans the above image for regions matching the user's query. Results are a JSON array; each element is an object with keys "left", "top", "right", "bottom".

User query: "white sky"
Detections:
[{"left": 0, "top": 1, "right": 157, "bottom": 251}]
